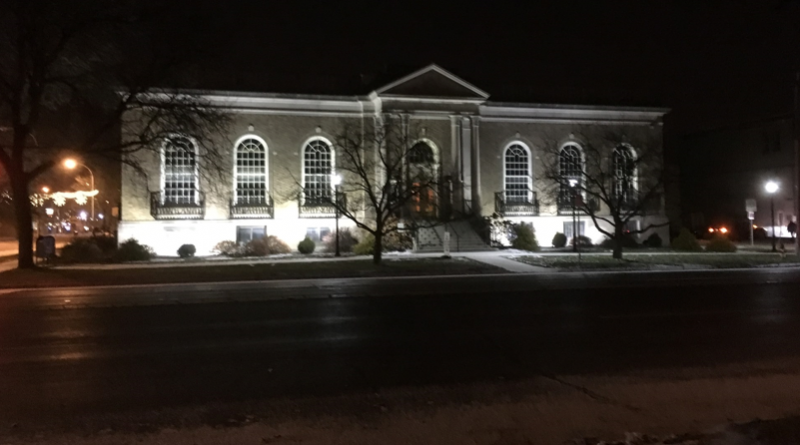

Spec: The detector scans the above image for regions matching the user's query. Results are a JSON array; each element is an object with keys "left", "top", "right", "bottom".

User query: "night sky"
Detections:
[{"left": 166, "top": 0, "right": 800, "bottom": 136}]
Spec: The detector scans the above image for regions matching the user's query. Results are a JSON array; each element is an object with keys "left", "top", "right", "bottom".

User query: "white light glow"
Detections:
[
  {"left": 332, "top": 174, "right": 342, "bottom": 186},
  {"left": 765, "top": 180, "right": 779, "bottom": 194},
  {"left": 79, "top": 211, "right": 87, "bottom": 220}
]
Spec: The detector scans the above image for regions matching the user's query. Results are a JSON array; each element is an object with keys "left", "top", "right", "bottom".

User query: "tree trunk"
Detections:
[
  {"left": 372, "top": 232, "right": 383, "bottom": 265},
  {"left": 612, "top": 224, "right": 624, "bottom": 260},
  {"left": 11, "top": 174, "right": 35, "bottom": 269}
]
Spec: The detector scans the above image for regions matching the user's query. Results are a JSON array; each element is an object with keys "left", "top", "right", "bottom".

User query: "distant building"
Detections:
[
  {"left": 119, "top": 65, "right": 669, "bottom": 255},
  {"left": 681, "top": 115, "right": 797, "bottom": 238}
]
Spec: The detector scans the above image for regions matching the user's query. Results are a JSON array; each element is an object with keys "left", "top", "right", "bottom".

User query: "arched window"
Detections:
[
  {"left": 504, "top": 143, "right": 531, "bottom": 203},
  {"left": 302, "top": 138, "right": 333, "bottom": 203},
  {"left": 559, "top": 143, "right": 583, "bottom": 197},
  {"left": 409, "top": 142, "right": 434, "bottom": 164},
  {"left": 612, "top": 145, "right": 636, "bottom": 202},
  {"left": 163, "top": 136, "right": 197, "bottom": 204},
  {"left": 234, "top": 136, "right": 268, "bottom": 205}
]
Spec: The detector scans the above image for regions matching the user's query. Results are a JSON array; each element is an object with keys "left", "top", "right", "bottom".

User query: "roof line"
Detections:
[{"left": 372, "top": 64, "right": 491, "bottom": 99}]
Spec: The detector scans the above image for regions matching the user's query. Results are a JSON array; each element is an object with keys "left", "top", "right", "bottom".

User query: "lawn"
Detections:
[
  {"left": 0, "top": 257, "right": 503, "bottom": 289},
  {"left": 515, "top": 253, "right": 800, "bottom": 270}
]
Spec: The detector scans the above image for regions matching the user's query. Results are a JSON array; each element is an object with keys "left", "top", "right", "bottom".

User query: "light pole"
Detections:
[
  {"left": 569, "top": 179, "right": 578, "bottom": 253},
  {"left": 63, "top": 159, "right": 95, "bottom": 221},
  {"left": 332, "top": 174, "right": 342, "bottom": 257},
  {"left": 766, "top": 180, "right": 779, "bottom": 252}
]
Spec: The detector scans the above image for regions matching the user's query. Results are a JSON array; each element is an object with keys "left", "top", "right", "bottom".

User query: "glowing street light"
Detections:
[
  {"left": 765, "top": 180, "right": 779, "bottom": 252},
  {"left": 41, "top": 186, "right": 50, "bottom": 193},
  {"left": 63, "top": 158, "right": 95, "bottom": 221}
]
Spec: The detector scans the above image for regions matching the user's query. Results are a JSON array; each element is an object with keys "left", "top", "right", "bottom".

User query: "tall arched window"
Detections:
[
  {"left": 504, "top": 143, "right": 532, "bottom": 203},
  {"left": 302, "top": 138, "right": 333, "bottom": 203},
  {"left": 234, "top": 136, "right": 268, "bottom": 205},
  {"left": 163, "top": 136, "right": 198, "bottom": 204},
  {"left": 409, "top": 142, "right": 434, "bottom": 164},
  {"left": 559, "top": 143, "right": 583, "bottom": 195},
  {"left": 612, "top": 145, "right": 636, "bottom": 202}
]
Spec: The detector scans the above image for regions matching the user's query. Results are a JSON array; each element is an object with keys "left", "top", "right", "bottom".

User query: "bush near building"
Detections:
[
  {"left": 353, "top": 231, "right": 413, "bottom": 255},
  {"left": 322, "top": 228, "right": 359, "bottom": 253},
  {"left": 298, "top": 237, "right": 316, "bottom": 254},
  {"left": 706, "top": 234, "right": 737, "bottom": 252},
  {"left": 552, "top": 232, "right": 567, "bottom": 248},
  {"left": 213, "top": 240, "right": 239, "bottom": 256},
  {"left": 570, "top": 235, "right": 593, "bottom": 247},
  {"left": 177, "top": 244, "right": 196, "bottom": 258},
  {"left": 600, "top": 234, "right": 639, "bottom": 249},
  {"left": 510, "top": 223, "right": 540, "bottom": 252},
  {"left": 114, "top": 239, "right": 154, "bottom": 262},
  {"left": 60, "top": 237, "right": 105, "bottom": 263},
  {"left": 671, "top": 228, "right": 702, "bottom": 252}
]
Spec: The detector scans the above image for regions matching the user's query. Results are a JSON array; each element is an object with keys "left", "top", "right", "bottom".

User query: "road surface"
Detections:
[{"left": 2, "top": 268, "right": 800, "bottom": 442}]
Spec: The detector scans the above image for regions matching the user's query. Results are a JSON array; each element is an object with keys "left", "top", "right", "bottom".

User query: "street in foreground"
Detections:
[{"left": 2, "top": 269, "right": 800, "bottom": 444}]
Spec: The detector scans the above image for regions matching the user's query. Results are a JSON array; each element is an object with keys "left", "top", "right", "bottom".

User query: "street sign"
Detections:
[
  {"left": 746, "top": 199, "right": 757, "bottom": 212},
  {"left": 748, "top": 211, "right": 755, "bottom": 221}
]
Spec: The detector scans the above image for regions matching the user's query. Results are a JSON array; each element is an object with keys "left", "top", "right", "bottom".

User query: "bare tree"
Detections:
[
  {"left": 0, "top": 0, "right": 230, "bottom": 268},
  {"left": 540, "top": 127, "right": 667, "bottom": 259},
  {"left": 313, "top": 115, "right": 439, "bottom": 265}
]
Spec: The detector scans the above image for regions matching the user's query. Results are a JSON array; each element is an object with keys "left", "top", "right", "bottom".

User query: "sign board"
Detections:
[
  {"left": 443, "top": 231, "right": 451, "bottom": 257},
  {"left": 36, "top": 235, "right": 56, "bottom": 259},
  {"left": 111, "top": 207, "right": 119, "bottom": 217},
  {"left": 748, "top": 211, "right": 755, "bottom": 221},
  {"left": 745, "top": 199, "right": 757, "bottom": 212}
]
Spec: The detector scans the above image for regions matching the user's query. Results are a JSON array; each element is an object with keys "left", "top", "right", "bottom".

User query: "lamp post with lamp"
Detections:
[
  {"left": 569, "top": 179, "right": 578, "bottom": 253},
  {"left": 63, "top": 159, "right": 95, "bottom": 221},
  {"left": 332, "top": 174, "right": 342, "bottom": 257},
  {"left": 765, "top": 180, "right": 779, "bottom": 252}
]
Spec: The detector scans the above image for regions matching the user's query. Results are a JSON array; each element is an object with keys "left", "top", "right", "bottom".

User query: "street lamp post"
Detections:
[
  {"left": 332, "top": 174, "right": 342, "bottom": 257},
  {"left": 569, "top": 179, "right": 578, "bottom": 253},
  {"left": 63, "top": 159, "right": 95, "bottom": 221},
  {"left": 766, "top": 180, "right": 779, "bottom": 252}
]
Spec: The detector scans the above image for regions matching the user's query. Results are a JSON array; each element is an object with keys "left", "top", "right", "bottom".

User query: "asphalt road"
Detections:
[{"left": 2, "top": 268, "right": 800, "bottom": 434}]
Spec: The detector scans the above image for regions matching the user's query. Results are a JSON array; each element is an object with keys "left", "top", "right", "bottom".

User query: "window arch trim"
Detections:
[
  {"left": 232, "top": 134, "right": 269, "bottom": 205},
  {"left": 502, "top": 141, "right": 533, "bottom": 202},
  {"left": 300, "top": 136, "right": 335, "bottom": 204}
]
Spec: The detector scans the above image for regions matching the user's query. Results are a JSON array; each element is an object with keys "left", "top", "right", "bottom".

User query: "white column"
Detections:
[{"left": 460, "top": 116, "right": 472, "bottom": 213}]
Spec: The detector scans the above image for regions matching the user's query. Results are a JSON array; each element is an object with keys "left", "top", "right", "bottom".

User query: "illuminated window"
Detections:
[
  {"left": 612, "top": 145, "right": 636, "bottom": 203},
  {"left": 234, "top": 137, "right": 268, "bottom": 205},
  {"left": 302, "top": 139, "right": 333, "bottom": 204},
  {"left": 162, "top": 136, "right": 197, "bottom": 205},
  {"left": 559, "top": 143, "right": 583, "bottom": 200},
  {"left": 504, "top": 143, "right": 531, "bottom": 203}
]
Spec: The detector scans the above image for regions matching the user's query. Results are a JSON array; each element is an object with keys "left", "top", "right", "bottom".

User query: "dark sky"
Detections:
[{"left": 169, "top": 0, "right": 800, "bottom": 135}]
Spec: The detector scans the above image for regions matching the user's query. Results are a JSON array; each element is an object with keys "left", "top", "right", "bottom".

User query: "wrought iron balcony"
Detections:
[
  {"left": 557, "top": 194, "right": 600, "bottom": 215},
  {"left": 150, "top": 191, "right": 205, "bottom": 220},
  {"left": 230, "top": 194, "right": 274, "bottom": 219},
  {"left": 495, "top": 191, "right": 540, "bottom": 217},
  {"left": 298, "top": 191, "right": 346, "bottom": 218}
]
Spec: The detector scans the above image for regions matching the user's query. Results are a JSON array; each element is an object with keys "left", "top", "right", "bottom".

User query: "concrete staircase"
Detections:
[{"left": 415, "top": 220, "right": 493, "bottom": 253}]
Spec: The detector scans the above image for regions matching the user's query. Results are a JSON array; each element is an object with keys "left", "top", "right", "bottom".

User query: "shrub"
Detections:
[
  {"left": 322, "top": 228, "right": 359, "bottom": 253},
  {"left": 298, "top": 237, "right": 316, "bottom": 254},
  {"left": 600, "top": 234, "right": 639, "bottom": 249},
  {"left": 353, "top": 233, "right": 375, "bottom": 255},
  {"left": 114, "top": 239, "right": 154, "bottom": 262},
  {"left": 706, "top": 234, "right": 737, "bottom": 252},
  {"left": 384, "top": 231, "right": 413, "bottom": 252},
  {"left": 510, "top": 223, "right": 540, "bottom": 252},
  {"left": 246, "top": 237, "right": 270, "bottom": 256},
  {"left": 213, "top": 240, "right": 239, "bottom": 256},
  {"left": 266, "top": 236, "right": 292, "bottom": 254},
  {"left": 60, "top": 237, "right": 104, "bottom": 263},
  {"left": 177, "top": 244, "right": 196, "bottom": 258},
  {"left": 643, "top": 233, "right": 663, "bottom": 248},
  {"left": 569, "top": 235, "right": 593, "bottom": 247},
  {"left": 91, "top": 235, "right": 118, "bottom": 255},
  {"left": 552, "top": 232, "right": 568, "bottom": 248},
  {"left": 671, "top": 228, "right": 702, "bottom": 252}
]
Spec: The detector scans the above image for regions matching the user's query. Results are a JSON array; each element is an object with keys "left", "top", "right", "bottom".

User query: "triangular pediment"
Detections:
[{"left": 373, "top": 64, "right": 489, "bottom": 100}]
